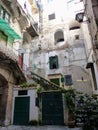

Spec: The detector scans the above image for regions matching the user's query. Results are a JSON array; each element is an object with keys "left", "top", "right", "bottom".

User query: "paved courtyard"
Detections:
[{"left": 0, "top": 125, "right": 82, "bottom": 130}]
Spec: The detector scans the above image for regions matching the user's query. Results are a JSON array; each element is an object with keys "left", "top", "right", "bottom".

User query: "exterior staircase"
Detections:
[{"left": 27, "top": 71, "right": 60, "bottom": 90}]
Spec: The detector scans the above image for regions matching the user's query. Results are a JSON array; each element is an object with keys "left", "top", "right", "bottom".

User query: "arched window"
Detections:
[{"left": 54, "top": 30, "right": 64, "bottom": 44}]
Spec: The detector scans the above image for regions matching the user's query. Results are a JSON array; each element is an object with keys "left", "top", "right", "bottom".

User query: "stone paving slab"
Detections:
[{"left": 0, "top": 125, "right": 82, "bottom": 130}]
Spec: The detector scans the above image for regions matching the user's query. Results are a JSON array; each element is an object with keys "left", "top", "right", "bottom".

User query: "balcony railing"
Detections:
[
  {"left": 26, "top": 15, "right": 39, "bottom": 37},
  {"left": 0, "top": 42, "right": 17, "bottom": 61}
]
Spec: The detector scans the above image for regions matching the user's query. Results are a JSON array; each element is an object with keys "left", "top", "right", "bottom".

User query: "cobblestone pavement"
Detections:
[{"left": 0, "top": 125, "right": 82, "bottom": 130}]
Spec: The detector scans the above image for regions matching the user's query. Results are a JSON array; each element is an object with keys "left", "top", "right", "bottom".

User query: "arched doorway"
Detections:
[{"left": 0, "top": 74, "right": 8, "bottom": 125}]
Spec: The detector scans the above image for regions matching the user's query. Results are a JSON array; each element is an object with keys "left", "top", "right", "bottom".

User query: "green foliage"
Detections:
[
  {"left": 75, "top": 94, "right": 98, "bottom": 129},
  {"left": 37, "top": 86, "right": 44, "bottom": 93},
  {"left": 65, "top": 88, "right": 75, "bottom": 111},
  {"left": 29, "top": 120, "right": 38, "bottom": 126},
  {"left": 64, "top": 87, "right": 75, "bottom": 120},
  {"left": 20, "top": 82, "right": 37, "bottom": 88}
]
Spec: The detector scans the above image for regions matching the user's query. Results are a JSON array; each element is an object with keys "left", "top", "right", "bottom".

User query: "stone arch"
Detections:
[
  {"left": 54, "top": 29, "right": 64, "bottom": 44},
  {"left": 0, "top": 74, "right": 8, "bottom": 125}
]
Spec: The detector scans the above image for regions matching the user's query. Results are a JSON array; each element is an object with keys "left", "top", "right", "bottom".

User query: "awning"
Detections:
[{"left": 0, "top": 18, "right": 22, "bottom": 40}]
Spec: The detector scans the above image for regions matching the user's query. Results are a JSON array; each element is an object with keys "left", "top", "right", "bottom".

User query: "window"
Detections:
[
  {"left": 18, "top": 90, "right": 28, "bottom": 95},
  {"left": 65, "top": 75, "right": 73, "bottom": 85},
  {"left": 49, "top": 55, "right": 59, "bottom": 69},
  {"left": 48, "top": 13, "right": 55, "bottom": 20},
  {"left": 50, "top": 78, "right": 60, "bottom": 85},
  {"left": 75, "top": 35, "right": 79, "bottom": 40},
  {"left": 54, "top": 30, "right": 64, "bottom": 44},
  {"left": 0, "top": 6, "right": 10, "bottom": 23}
]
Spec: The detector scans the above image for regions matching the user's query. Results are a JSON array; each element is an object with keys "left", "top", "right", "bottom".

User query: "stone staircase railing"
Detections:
[{"left": 27, "top": 71, "right": 60, "bottom": 90}]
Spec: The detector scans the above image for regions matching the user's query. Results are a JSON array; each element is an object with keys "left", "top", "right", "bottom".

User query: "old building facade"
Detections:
[
  {"left": 0, "top": 0, "right": 39, "bottom": 125},
  {"left": 27, "top": 0, "right": 93, "bottom": 94},
  {"left": 18, "top": 0, "right": 94, "bottom": 125},
  {"left": 1, "top": 0, "right": 98, "bottom": 126},
  {"left": 75, "top": 0, "right": 98, "bottom": 94}
]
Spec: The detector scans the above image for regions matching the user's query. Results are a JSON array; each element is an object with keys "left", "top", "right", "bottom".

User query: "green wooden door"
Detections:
[
  {"left": 13, "top": 96, "right": 30, "bottom": 125},
  {"left": 42, "top": 92, "right": 64, "bottom": 125}
]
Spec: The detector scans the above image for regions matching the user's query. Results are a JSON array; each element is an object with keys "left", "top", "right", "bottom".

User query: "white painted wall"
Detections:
[
  {"left": 12, "top": 87, "right": 39, "bottom": 124},
  {"left": 28, "top": 88, "right": 38, "bottom": 121}
]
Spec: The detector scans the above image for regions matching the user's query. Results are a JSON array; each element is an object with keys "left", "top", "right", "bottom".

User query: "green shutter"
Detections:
[
  {"left": 49, "top": 56, "right": 59, "bottom": 69},
  {"left": 55, "top": 55, "right": 59, "bottom": 68},
  {"left": 61, "top": 76, "right": 64, "bottom": 83},
  {"left": 49, "top": 57, "right": 53, "bottom": 69}
]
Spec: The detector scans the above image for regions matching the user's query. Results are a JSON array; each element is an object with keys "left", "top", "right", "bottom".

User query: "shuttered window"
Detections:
[
  {"left": 65, "top": 75, "right": 73, "bottom": 85},
  {"left": 0, "top": 6, "right": 10, "bottom": 23},
  {"left": 49, "top": 55, "right": 59, "bottom": 69}
]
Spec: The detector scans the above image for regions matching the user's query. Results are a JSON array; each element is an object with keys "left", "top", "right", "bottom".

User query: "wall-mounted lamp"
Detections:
[
  {"left": 75, "top": 12, "right": 90, "bottom": 23},
  {"left": 75, "top": 12, "right": 84, "bottom": 23}
]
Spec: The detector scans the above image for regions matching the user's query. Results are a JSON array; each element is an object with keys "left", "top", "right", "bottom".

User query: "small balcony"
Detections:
[
  {"left": 26, "top": 16, "right": 39, "bottom": 37},
  {"left": 0, "top": 42, "right": 17, "bottom": 61}
]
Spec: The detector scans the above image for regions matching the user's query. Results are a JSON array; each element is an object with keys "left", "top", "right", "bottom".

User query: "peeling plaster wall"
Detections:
[
  {"left": 29, "top": 26, "right": 92, "bottom": 94},
  {"left": 26, "top": 0, "right": 93, "bottom": 94},
  {"left": 83, "top": 0, "right": 98, "bottom": 93},
  {"left": 0, "top": 66, "right": 16, "bottom": 125},
  {"left": 12, "top": 87, "right": 39, "bottom": 123}
]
